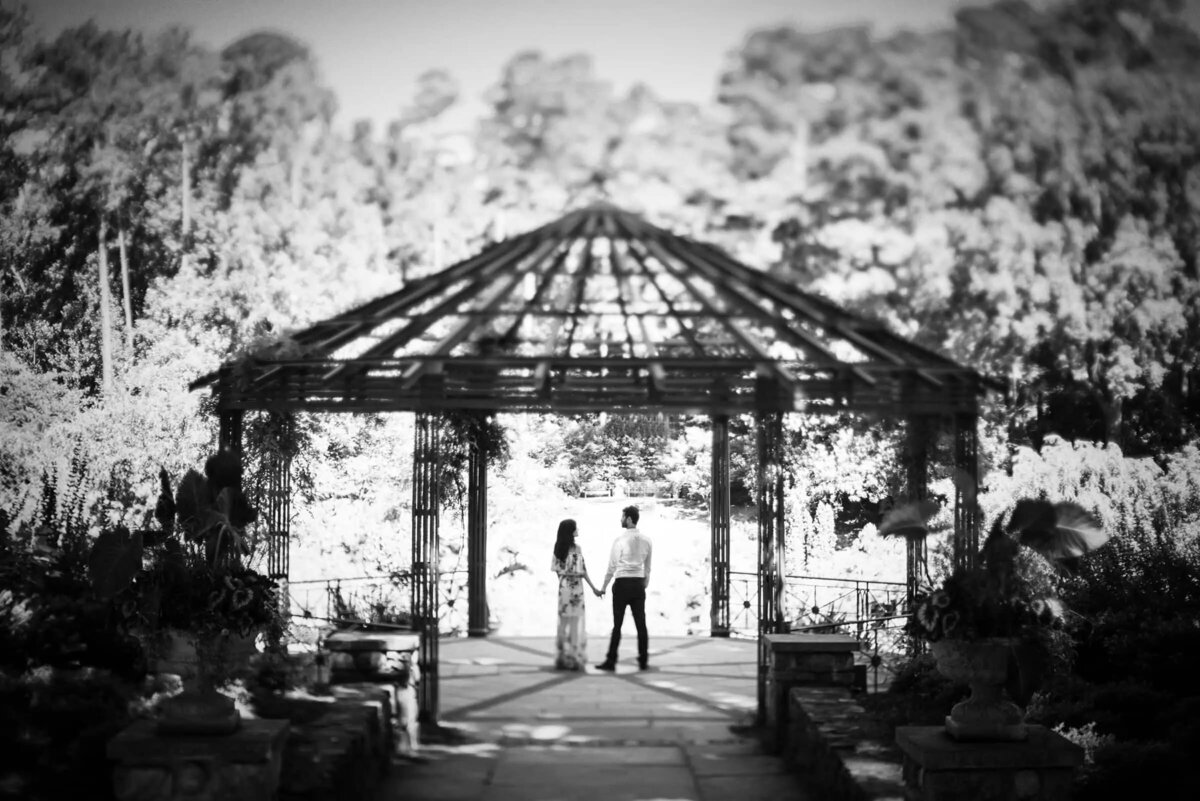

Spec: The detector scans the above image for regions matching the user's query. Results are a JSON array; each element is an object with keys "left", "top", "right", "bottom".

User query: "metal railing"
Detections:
[
  {"left": 790, "top": 613, "right": 911, "bottom": 693},
  {"left": 729, "top": 571, "right": 911, "bottom": 692},
  {"left": 729, "top": 571, "right": 905, "bottom": 634},
  {"left": 284, "top": 569, "right": 912, "bottom": 691},
  {"left": 287, "top": 569, "right": 470, "bottom": 635}
]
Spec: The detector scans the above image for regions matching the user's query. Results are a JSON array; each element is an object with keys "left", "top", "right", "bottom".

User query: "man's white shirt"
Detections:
[{"left": 604, "top": 527, "right": 653, "bottom": 586}]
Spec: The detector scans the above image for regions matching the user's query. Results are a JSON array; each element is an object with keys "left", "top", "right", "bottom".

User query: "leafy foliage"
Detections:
[
  {"left": 1, "top": 452, "right": 144, "bottom": 679},
  {"left": 87, "top": 454, "right": 282, "bottom": 644}
]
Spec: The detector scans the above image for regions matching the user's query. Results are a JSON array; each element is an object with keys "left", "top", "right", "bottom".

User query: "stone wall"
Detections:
[
  {"left": 763, "top": 633, "right": 861, "bottom": 754},
  {"left": 253, "top": 685, "right": 395, "bottom": 801},
  {"left": 785, "top": 686, "right": 907, "bottom": 801}
]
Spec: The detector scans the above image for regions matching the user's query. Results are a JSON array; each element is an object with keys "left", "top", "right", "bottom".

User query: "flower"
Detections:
[
  {"left": 906, "top": 559, "right": 1061, "bottom": 643},
  {"left": 884, "top": 498, "right": 1110, "bottom": 645}
]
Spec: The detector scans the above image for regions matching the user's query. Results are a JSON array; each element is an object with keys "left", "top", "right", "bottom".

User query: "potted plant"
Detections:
[
  {"left": 881, "top": 498, "right": 1110, "bottom": 741},
  {"left": 88, "top": 450, "right": 283, "bottom": 734}
]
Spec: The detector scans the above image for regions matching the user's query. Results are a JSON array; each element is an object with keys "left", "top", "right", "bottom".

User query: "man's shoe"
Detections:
[
  {"left": 638, "top": 661, "right": 649, "bottom": 671},
  {"left": 596, "top": 661, "right": 616, "bottom": 672}
]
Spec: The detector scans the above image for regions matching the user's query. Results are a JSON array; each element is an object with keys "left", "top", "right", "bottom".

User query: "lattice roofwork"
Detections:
[{"left": 190, "top": 203, "right": 991, "bottom": 415}]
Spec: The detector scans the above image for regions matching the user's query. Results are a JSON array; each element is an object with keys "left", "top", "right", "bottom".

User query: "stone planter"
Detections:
[{"left": 930, "top": 637, "right": 1027, "bottom": 742}]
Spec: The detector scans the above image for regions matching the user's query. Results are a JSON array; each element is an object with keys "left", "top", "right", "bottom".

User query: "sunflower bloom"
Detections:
[
  {"left": 231, "top": 588, "right": 254, "bottom": 610},
  {"left": 917, "top": 602, "right": 939, "bottom": 632}
]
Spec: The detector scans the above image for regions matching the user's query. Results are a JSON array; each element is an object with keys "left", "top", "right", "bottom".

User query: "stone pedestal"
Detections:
[
  {"left": 323, "top": 629, "right": 420, "bottom": 753},
  {"left": 323, "top": 629, "right": 419, "bottom": 684},
  {"left": 108, "top": 718, "right": 289, "bottom": 801},
  {"left": 895, "top": 725, "right": 1084, "bottom": 801},
  {"left": 763, "top": 633, "right": 862, "bottom": 754}
]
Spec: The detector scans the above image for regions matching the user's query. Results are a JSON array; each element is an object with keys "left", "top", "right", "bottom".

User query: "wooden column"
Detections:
[
  {"left": 467, "top": 413, "right": 490, "bottom": 637},
  {"left": 412, "top": 412, "right": 441, "bottom": 722},
  {"left": 264, "top": 412, "right": 293, "bottom": 584},
  {"left": 756, "top": 411, "right": 787, "bottom": 725},
  {"left": 953, "top": 411, "right": 981, "bottom": 570},
  {"left": 710, "top": 414, "right": 731, "bottom": 637}
]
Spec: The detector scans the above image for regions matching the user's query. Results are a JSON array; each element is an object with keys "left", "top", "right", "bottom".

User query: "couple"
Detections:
[{"left": 550, "top": 505, "right": 652, "bottom": 672}]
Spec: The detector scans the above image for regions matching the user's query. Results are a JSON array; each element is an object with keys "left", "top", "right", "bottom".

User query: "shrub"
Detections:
[
  {"left": 1086, "top": 682, "right": 1177, "bottom": 742},
  {"left": 1051, "top": 721, "right": 1115, "bottom": 764},
  {"left": 861, "top": 653, "right": 966, "bottom": 735},
  {"left": 1075, "top": 739, "right": 1200, "bottom": 801},
  {"left": 1073, "top": 610, "right": 1200, "bottom": 693},
  {"left": 0, "top": 668, "right": 138, "bottom": 801}
]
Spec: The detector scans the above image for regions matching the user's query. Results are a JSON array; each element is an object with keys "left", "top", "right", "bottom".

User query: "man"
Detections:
[{"left": 597, "top": 505, "right": 652, "bottom": 671}]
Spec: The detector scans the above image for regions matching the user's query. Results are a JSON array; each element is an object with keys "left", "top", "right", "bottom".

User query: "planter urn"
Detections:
[{"left": 930, "top": 637, "right": 1027, "bottom": 742}]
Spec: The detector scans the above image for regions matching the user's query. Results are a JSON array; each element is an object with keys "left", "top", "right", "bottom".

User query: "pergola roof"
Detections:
[{"left": 190, "top": 203, "right": 990, "bottom": 416}]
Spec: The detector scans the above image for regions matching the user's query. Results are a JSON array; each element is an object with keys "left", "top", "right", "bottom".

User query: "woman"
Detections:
[{"left": 551, "top": 518, "right": 599, "bottom": 670}]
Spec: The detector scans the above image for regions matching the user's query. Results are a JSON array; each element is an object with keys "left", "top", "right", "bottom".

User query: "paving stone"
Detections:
[
  {"left": 687, "top": 748, "right": 787, "bottom": 777},
  {"left": 697, "top": 773, "right": 812, "bottom": 801},
  {"left": 374, "top": 749, "right": 496, "bottom": 801},
  {"left": 488, "top": 763, "right": 698, "bottom": 800},
  {"left": 371, "top": 637, "right": 789, "bottom": 801},
  {"left": 503, "top": 746, "right": 685, "bottom": 766}
]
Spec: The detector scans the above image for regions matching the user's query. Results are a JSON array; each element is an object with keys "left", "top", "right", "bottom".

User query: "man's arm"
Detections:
[
  {"left": 643, "top": 538, "right": 652, "bottom": 589},
  {"left": 601, "top": 538, "right": 619, "bottom": 592}
]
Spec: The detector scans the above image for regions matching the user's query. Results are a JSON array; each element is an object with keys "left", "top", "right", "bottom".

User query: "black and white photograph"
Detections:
[{"left": 2, "top": 1, "right": 1199, "bottom": 799}]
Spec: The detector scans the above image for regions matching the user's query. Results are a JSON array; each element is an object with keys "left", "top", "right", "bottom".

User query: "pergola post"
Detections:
[
  {"left": 218, "top": 409, "right": 243, "bottom": 457},
  {"left": 412, "top": 412, "right": 441, "bottom": 722},
  {"left": 953, "top": 411, "right": 981, "bottom": 570},
  {"left": 263, "top": 412, "right": 294, "bottom": 587},
  {"left": 905, "top": 414, "right": 934, "bottom": 607},
  {"left": 755, "top": 411, "right": 786, "bottom": 725},
  {"left": 467, "top": 413, "right": 490, "bottom": 637},
  {"left": 710, "top": 414, "right": 731, "bottom": 637}
]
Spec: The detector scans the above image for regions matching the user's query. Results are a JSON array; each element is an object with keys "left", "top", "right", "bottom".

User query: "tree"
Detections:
[
  {"left": 15, "top": 23, "right": 157, "bottom": 391},
  {"left": 219, "top": 31, "right": 335, "bottom": 208},
  {"left": 730, "top": 1, "right": 1200, "bottom": 452},
  {"left": 948, "top": 0, "right": 1200, "bottom": 447}
]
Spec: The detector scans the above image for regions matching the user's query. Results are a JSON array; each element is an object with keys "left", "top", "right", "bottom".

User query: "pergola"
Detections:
[{"left": 190, "top": 202, "right": 992, "bottom": 723}]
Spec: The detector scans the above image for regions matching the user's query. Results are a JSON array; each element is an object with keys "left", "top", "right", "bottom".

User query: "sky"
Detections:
[
  {"left": 25, "top": 0, "right": 1200, "bottom": 134},
  {"left": 25, "top": 0, "right": 994, "bottom": 133}
]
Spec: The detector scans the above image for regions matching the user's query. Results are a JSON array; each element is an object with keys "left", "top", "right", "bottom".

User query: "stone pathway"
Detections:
[{"left": 373, "top": 636, "right": 813, "bottom": 801}]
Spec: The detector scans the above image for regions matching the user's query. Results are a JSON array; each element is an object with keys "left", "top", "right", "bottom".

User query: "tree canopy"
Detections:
[{"left": 1, "top": 0, "right": 1198, "bottom": 543}]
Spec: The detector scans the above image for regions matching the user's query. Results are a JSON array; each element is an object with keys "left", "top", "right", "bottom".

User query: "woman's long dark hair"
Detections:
[{"left": 553, "top": 519, "right": 577, "bottom": 562}]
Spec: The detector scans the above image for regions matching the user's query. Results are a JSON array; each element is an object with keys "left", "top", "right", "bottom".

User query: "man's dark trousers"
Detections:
[{"left": 606, "top": 577, "right": 648, "bottom": 666}]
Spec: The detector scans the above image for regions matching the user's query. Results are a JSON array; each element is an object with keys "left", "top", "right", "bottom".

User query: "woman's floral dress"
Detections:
[{"left": 552, "top": 545, "right": 588, "bottom": 670}]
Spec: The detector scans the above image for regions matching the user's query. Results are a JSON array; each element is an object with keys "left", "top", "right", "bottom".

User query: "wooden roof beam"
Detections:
[
  {"left": 500, "top": 232, "right": 578, "bottom": 346},
  {"left": 284, "top": 207, "right": 588, "bottom": 361},
  {"left": 619, "top": 214, "right": 876, "bottom": 389},
  {"left": 299, "top": 235, "right": 538, "bottom": 355},
  {"left": 561, "top": 236, "right": 597, "bottom": 357},
  {"left": 608, "top": 235, "right": 668, "bottom": 396},
  {"left": 613, "top": 242, "right": 707, "bottom": 355},
  {"left": 667, "top": 237, "right": 889, "bottom": 380},
  {"left": 686, "top": 239, "right": 957, "bottom": 378},
  {"left": 353, "top": 238, "right": 569, "bottom": 388},
  {"left": 321, "top": 233, "right": 571, "bottom": 383},
  {"left": 635, "top": 237, "right": 799, "bottom": 397}
]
